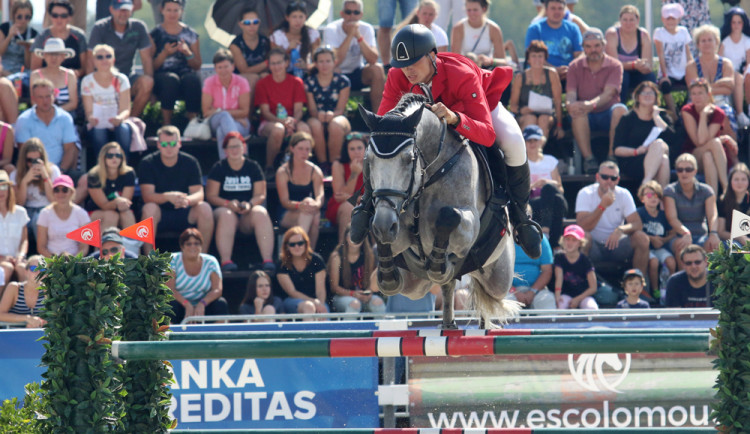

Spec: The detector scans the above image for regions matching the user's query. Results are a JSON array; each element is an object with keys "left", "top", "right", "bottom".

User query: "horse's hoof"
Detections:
[
  {"left": 427, "top": 267, "right": 454, "bottom": 286},
  {"left": 378, "top": 271, "right": 402, "bottom": 295},
  {"left": 440, "top": 321, "right": 458, "bottom": 330}
]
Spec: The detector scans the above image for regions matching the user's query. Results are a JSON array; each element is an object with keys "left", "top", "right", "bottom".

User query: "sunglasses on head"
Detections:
[
  {"left": 242, "top": 18, "right": 260, "bottom": 25},
  {"left": 676, "top": 166, "right": 695, "bottom": 173},
  {"left": 50, "top": 12, "right": 69, "bottom": 19},
  {"left": 0, "top": 184, "right": 8, "bottom": 191},
  {"left": 288, "top": 240, "right": 306, "bottom": 248},
  {"left": 53, "top": 186, "right": 70, "bottom": 193},
  {"left": 599, "top": 174, "right": 619, "bottom": 181},
  {"left": 346, "top": 132, "right": 367, "bottom": 142},
  {"left": 343, "top": 9, "right": 361, "bottom": 15},
  {"left": 28, "top": 265, "right": 45, "bottom": 272},
  {"left": 160, "top": 140, "right": 178, "bottom": 147},
  {"left": 101, "top": 246, "right": 122, "bottom": 256},
  {"left": 16, "top": 14, "right": 31, "bottom": 20},
  {"left": 105, "top": 152, "right": 123, "bottom": 159},
  {"left": 683, "top": 259, "right": 704, "bottom": 266},
  {"left": 95, "top": 54, "right": 113, "bottom": 60}
]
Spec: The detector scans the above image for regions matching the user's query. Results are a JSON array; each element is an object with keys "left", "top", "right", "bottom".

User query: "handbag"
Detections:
[
  {"left": 183, "top": 117, "right": 212, "bottom": 140},
  {"left": 527, "top": 90, "right": 554, "bottom": 114}
]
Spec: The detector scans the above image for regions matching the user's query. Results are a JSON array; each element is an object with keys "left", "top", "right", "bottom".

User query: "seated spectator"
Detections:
[
  {"left": 36, "top": 174, "right": 90, "bottom": 257},
  {"left": 524, "top": 0, "right": 582, "bottom": 84},
  {"left": 613, "top": 81, "right": 673, "bottom": 188},
  {"left": 0, "top": 170, "right": 29, "bottom": 287},
  {"left": 206, "top": 133, "right": 274, "bottom": 272},
  {"left": 10, "top": 138, "right": 60, "bottom": 236},
  {"left": 509, "top": 41, "right": 563, "bottom": 139},
  {"left": 616, "top": 268, "right": 650, "bottom": 309},
  {"left": 524, "top": 125, "right": 566, "bottom": 249},
  {"left": 322, "top": 0, "right": 385, "bottom": 112},
  {"left": 567, "top": 28, "right": 627, "bottom": 173},
  {"left": 29, "top": 37, "right": 78, "bottom": 113},
  {"left": 0, "top": 76, "right": 19, "bottom": 123},
  {"left": 507, "top": 234, "right": 556, "bottom": 310},
  {"left": 575, "top": 161, "right": 649, "bottom": 286},
  {"left": 0, "top": 0, "right": 38, "bottom": 84},
  {"left": 680, "top": 79, "right": 735, "bottom": 197},
  {"left": 717, "top": 163, "right": 750, "bottom": 246},
  {"left": 719, "top": 7, "right": 750, "bottom": 126},
  {"left": 451, "top": 0, "right": 512, "bottom": 69},
  {"left": 89, "top": 227, "right": 137, "bottom": 259},
  {"left": 15, "top": 79, "right": 78, "bottom": 174},
  {"left": 665, "top": 244, "right": 713, "bottom": 307},
  {"left": 277, "top": 226, "right": 328, "bottom": 316},
  {"left": 83, "top": 142, "right": 136, "bottom": 231},
  {"left": 202, "top": 48, "right": 250, "bottom": 160},
  {"left": 44, "top": 0, "right": 87, "bottom": 32},
  {"left": 0, "top": 255, "right": 45, "bottom": 327},
  {"left": 637, "top": 181, "right": 677, "bottom": 296},
  {"left": 276, "top": 132, "right": 325, "bottom": 249},
  {"left": 228, "top": 9, "right": 270, "bottom": 92},
  {"left": 255, "top": 48, "right": 311, "bottom": 175},
  {"left": 149, "top": 0, "right": 201, "bottom": 125},
  {"left": 654, "top": 3, "right": 692, "bottom": 119},
  {"left": 166, "top": 228, "right": 228, "bottom": 324},
  {"left": 305, "top": 46, "right": 351, "bottom": 173},
  {"left": 270, "top": 1, "right": 320, "bottom": 78},
  {"left": 686, "top": 25, "right": 739, "bottom": 135},
  {"left": 138, "top": 125, "right": 213, "bottom": 254},
  {"left": 82, "top": 44, "right": 131, "bottom": 158},
  {"left": 554, "top": 224, "right": 598, "bottom": 310},
  {"left": 326, "top": 132, "right": 365, "bottom": 243},
  {"left": 605, "top": 5, "right": 657, "bottom": 103},
  {"left": 396, "top": 0, "right": 449, "bottom": 52},
  {"left": 664, "top": 153, "right": 720, "bottom": 268},
  {"left": 0, "top": 121, "right": 14, "bottom": 172},
  {"left": 239, "top": 270, "right": 283, "bottom": 320},
  {"left": 30, "top": 0, "right": 87, "bottom": 79},
  {"left": 328, "top": 225, "right": 385, "bottom": 314}
]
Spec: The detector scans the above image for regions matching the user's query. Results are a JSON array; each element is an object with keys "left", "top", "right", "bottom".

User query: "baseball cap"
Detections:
[
  {"left": 111, "top": 0, "right": 134, "bottom": 10},
  {"left": 563, "top": 224, "right": 585, "bottom": 240},
  {"left": 582, "top": 28, "right": 605, "bottom": 42},
  {"left": 661, "top": 3, "right": 684, "bottom": 19},
  {"left": 52, "top": 175, "right": 74, "bottom": 189},
  {"left": 101, "top": 228, "right": 124, "bottom": 245},
  {"left": 622, "top": 268, "right": 645, "bottom": 281},
  {"left": 523, "top": 125, "right": 544, "bottom": 141}
]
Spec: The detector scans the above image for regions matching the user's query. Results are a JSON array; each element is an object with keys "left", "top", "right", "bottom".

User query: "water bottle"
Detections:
[
  {"left": 276, "top": 103, "right": 288, "bottom": 120},
  {"left": 290, "top": 47, "right": 303, "bottom": 78}
]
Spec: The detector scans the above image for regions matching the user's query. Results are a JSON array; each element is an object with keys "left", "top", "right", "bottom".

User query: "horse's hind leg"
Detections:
[
  {"left": 427, "top": 207, "right": 461, "bottom": 285},
  {"left": 376, "top": 242, "right": 403, "bottom": 295},
  {"left": 440, "top": 281, "right": 458, "bottom": 330}
]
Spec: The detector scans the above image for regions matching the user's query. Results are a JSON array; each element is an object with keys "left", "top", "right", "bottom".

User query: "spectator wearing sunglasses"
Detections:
[
  {"left": 229, "top": 9, "right": 270, "bottom": 93},
  {"left": 82, "top": 142, "right": 136, "bottom": 232},
  {"left": 575, "top": 160, "right": 649, "bottom": 285},
  {"left": 137, "top": 125, "right": 213, "bottom": 254},
  {"left": 277, "top": 226, "right": 328, "bottom": 316},
  {"left": 0, "top": 255, "right": 46, "bottom": 328},
  {"left": 89, "top": 227, "right": 137, "bottom": 259},
  {"left": 0, "top": 169, "right": 29, "bottom": 288},
  {"left": 10, "top": 138, "right": 60, "bottom": 237},
  {"left": 31, "top": 0, "right": 88, "bottom": 80},
  {"left": 36, "top": 174, "right": 90, "bottom": 257},
  {"left": 665, "top": 244, "right": 713, "bottom": 307},
  {"left": 0, "top": 0, "right": 38, "bottom": 78}
]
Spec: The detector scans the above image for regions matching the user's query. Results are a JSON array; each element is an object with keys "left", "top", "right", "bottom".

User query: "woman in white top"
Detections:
[
  {"left": 270, "top": 2, "right": 320, "bottom": 78},
  {"left": 719, "top": 7, "right": 750, "bottom": 124},
  {"left": 82, "top": 44, "right": 131, "bottom": 158},
  {"left": 396, "top": 0, "right": 449, "bottom": 52},
  {"left": 451, "top": 0, "right": 513, "bottom": 69},
  {"left": 10, "top": 138, "right": 59, "bottom": 238},
  {"left": 0, "top": 170, "right": 29, "bottom": 287},
  {"left": 36, "top": 174, "right": 90, "bottom": 257}
]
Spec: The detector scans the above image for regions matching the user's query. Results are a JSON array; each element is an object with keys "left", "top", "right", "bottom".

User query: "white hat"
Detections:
[{"left": 34, "top": 37, "right": 75, "bottom": 59}]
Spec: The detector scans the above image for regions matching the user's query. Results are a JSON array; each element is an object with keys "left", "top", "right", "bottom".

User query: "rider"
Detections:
[{"left": 350, "top": 24, "right": 543, "bottom": 259}]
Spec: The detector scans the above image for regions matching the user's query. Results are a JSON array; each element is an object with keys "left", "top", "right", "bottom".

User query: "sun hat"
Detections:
[{"left": 34, "top": 37, "right": 75, "bottom": 59}]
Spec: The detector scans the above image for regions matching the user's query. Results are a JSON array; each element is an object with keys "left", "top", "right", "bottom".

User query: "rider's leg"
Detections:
[
  {"left": 350, "top": 156, "right": 373, "bottom": 244},
  {"left": 491, "top": 103, "right": 542, "bottom": 259}
]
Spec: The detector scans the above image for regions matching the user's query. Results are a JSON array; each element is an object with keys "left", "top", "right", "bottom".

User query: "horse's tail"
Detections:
[{"left": 469, "top": 276, "right": 523, "bottom": 329}]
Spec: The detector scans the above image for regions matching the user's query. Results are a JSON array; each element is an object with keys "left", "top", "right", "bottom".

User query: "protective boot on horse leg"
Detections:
[{"left": 350, "top": 155, "right": 374, "bottom": 244}]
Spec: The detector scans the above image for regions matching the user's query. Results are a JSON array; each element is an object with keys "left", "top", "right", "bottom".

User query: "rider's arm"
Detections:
[{"left": 448, "top": 71, "right": 498, "bottom": 147}]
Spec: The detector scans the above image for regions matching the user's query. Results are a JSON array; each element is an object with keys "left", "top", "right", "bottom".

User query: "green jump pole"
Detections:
[{"left": 169, "top": 428, "right": 717, "bottom": 433}]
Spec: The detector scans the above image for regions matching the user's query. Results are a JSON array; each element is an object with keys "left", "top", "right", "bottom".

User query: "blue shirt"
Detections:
[
  {"left": 637, "top": 206, "right": 672, "bottom": 248},
  {"left": 15, "top": 105, "right": 78, "bottom": 166},
  {"left": 525, "top": 19, "right": 582, "bottom": 67},
  {"left": 513, "top": 235, "right": 553, "bottom": 288}
]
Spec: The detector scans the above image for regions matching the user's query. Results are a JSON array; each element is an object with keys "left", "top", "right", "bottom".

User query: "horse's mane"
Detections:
[{"left": 388, "top": 93, "right": 429, "bottom": 116}]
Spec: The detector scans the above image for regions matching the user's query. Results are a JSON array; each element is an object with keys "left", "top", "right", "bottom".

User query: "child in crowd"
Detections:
[
  {"left": 239, "top": 270, "right": 283, "bottom": 321},
  {"left": 653, "top": 3, "right": 693, "bottom": 119},
  {"left": 554, "top": 224, "right": 598, "bottom": 310},
  {"left": 616, "top": 268, "right": 650, "bottom": 309},
  {"left": 636, "top": 181, "right": 676, "bottom": 299}
]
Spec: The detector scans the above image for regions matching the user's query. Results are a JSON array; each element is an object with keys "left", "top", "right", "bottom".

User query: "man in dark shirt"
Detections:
[
  {"left": 665, "top": 244, "right": 713, "bottom": 308},
  {"left": 138, "top": 125, "right": 213, "bottom": 253}
]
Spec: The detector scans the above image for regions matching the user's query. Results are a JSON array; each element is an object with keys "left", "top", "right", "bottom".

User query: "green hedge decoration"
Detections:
[
  {"left": 0, "top": 382, "right": 44, "bottom": 433},
  {"left": 708, "top": 244, "right": 750, "bottom": 432},
  {"left": 120, "top": 252, "right": 176, "bottom": 432},
  {"left": 38, "top": 254, "right": 126, "bottom": 433}
]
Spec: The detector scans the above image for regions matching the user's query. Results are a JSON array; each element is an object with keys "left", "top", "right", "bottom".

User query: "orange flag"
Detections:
[
  {"left": 66, "top": 219, "right": 101, "bottom": 249},
  {"left": 120, "top": 217, "right": 155, "bottom": 247}
]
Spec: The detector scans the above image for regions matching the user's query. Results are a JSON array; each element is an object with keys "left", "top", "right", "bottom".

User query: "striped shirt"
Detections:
[
  {"left": 8, "top": 283, "right": 44, "bottom": 316},
  {"left": 170, "top": 253, "right": 222, "bottom": 303}
]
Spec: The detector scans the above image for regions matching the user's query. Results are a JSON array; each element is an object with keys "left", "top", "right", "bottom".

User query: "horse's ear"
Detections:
[
  {"left": 358, "top": 104, "right": 378, "bottom": 132},
  {"left": 403, "top": 104, "right": 425, "bottom": 131}
]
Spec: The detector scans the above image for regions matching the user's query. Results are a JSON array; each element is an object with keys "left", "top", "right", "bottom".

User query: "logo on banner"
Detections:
[
  {"left": 81, "top": 229, "right": 93, "bottom": 241},
  {"left": 568, "top": 353, "right": 631, "bottom": 393},
  {"left": 136, "top": 225, "right": 149, "bottom": 239},
  {"left": 121, "top": 217, "right": 155, "bottom": 247}
]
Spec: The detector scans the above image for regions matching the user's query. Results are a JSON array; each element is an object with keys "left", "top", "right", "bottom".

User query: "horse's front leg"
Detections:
[
  {"left": 376, "top": 242, "right": 403, "bottom": 295},
  {"left": 426, "top": 207, "right": 464, "bottom": 285},
  {"left": 440, "top": 281, "right": 458, "bottom": 330}
]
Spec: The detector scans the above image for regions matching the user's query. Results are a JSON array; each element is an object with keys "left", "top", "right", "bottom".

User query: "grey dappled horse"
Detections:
[{"left": 359, "top": 94, "right": 520, "bottom": 329}]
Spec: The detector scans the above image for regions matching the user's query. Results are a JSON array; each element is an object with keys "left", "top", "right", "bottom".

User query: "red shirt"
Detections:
[
  {"left": 254, "top": 73, "right": 307, "bottom": 116},
  {"left": 378, "top": 52, "right": 513, "bottom": 147}
]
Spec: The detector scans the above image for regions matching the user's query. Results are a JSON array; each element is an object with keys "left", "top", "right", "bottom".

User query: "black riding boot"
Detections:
[
  {"left": 350, "top": 166, "right": 374, "bottom": 244},
  {"left": 506, "top": 162, "right": 543, "bottom": 259}
]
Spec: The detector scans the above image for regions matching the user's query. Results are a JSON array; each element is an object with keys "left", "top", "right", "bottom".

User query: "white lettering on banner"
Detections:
[
  {"left": 181, "top": 394, "right": 202, "bottom": 422},
  {"left": 183, "top": 360, "right": 208, "bottom": 389},
  {"left": 294, "top": 391, "right": 317, "bottom": 419},
  {"left": 245, "top": 392, "right": 268, "bottom": 420},
  {"left": 212, "top": 360, "right": 236, "bottom": 388},
  {"left": 267, "top": 391, "right": 294, "bottom": 419},
  {"left": 236, "top": 360, "right": 264, "bottom": 387},
  {"left": 169, "top": 391, "right": 317, "bottom": 423},
  {"left": 205, "top": 393, "right": 231, "bottom": 421}
]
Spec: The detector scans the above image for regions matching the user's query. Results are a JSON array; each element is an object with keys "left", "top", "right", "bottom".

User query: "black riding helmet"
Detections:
[{"left": 390, "top": 24, "right": 437, "bottom": 68}]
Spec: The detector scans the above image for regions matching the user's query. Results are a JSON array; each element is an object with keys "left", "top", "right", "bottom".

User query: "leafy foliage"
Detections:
[{"left": 0, "top": 382, "right": 44, "bottom": 433}]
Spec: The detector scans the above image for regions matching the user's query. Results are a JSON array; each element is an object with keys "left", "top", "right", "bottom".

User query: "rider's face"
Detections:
[{"left": 400, "top": 54, "right": 433, "bottom": 84}]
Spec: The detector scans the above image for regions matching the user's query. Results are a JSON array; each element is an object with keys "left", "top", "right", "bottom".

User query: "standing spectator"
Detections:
[
  {"left": 566, "top": 28, "right": 627, "bottom": 173},
  {"left": 654, "top": 2, "right": 693, "bottom": 119},
  {"left": 82, "top": 44, "right": 132, "bottom": 158},
  {"left": 636, "top": 181, "right": 677, "bottom": 297},
  {"left": 664, "top": 153, "right": 720, "bottom": 268},
  {"left": 145, "top": 0, "right": 168, "bottom": 25},
  {"left": 270, "top": 1, "right": 320, "bottom": 78},
  {"left": 228, "top": 9, "right": 270, "bottom": 93},
  {"left": 14, "top": 79, "right": 78, "bottom": 174},
  {"left": 0, "top": 255, "right": 45, "bottom": 327},
  {"left": 149, "top": 0, "right": 201, "bottom": 126},
  {"left": 326, "top": 132, "right": 365, "bottom": 243},
  {"left": 616, "top": 268, "right": 650, "bottom": 309},
  {"left": 507, "top": 235, "right": 556, "bottom": 310},
  {"left": 304, "top": 46, "right": 351, "bottom": 172},
  {"left": 322, "top": 0, "right": 385, "bottom": 112},
  {"left": 575, "top": 161, "right": 649, "bottom": 284},
  {"left": 662, "top": 0, "right": 710, "bottom": 40},
  {"left": 0, "top": 121, "right": 14, "bottom": 172},
  {"left": 36, "top": 174, "right": 90, "bottom": 257},
  {"left": 84, "top": 142, "right": 136, "bottom": 232},
  {"left": 138, "top": 125, "right": 213, "bottom": 254},
  {"left": 29, "top": 37, "right": 78, "bottom": 113},
  {"left": 434, "top": 0, "right": 465, "bottom": 32},
  {"left": 88, "top": 0, "right": 154, "bottom": 118},
  {"left": 255, "top": 48, "right": 311, "bottom": 176},
  {"left": 612, "top": 81, "right": 673, "bottom": 188},
  {"left": 377, "top": 0, "right": 417, "bottom": 67},
  {"left": 239, "top": 270, "right": 283, "bottom": 319},
  {"left": 605, "top": 5, "right": 656, "bottom": 103},
  {"left": 451, "top": 0, "right": 512, "bottom": 70},
  {"left": 166, "top": 228, "right": 228, "bottom": 324},
  {"left": 665, "top": 244, "right": 712, "bottom": 307},
  {"left": 277, "top": 226, "right": 328, "bottom": 316},
  {"left": 554, "top": 224, "right": 598, "bottom": 310},
  {"left": 0, "top": 0, "right": 37, "bottom": 79},
  {"left": 524, "top": 0, "right": 582, "bottom": 84},
  {"left": 31, "top": 0, "right": 87, "bottom": 79},
  {"left": 276, "top": 132, "right": 325, "bottom": 250},
  {"left": 328, "top": 225, "right": 385, "bottom": 314},
  {"left": 0, "top": 170, "right": 28, "bottom": 287},
  {"left": 10, "top": 138, "right": 59, "bottom": 235},
  {"left": 206, "top": 133, "right": 274, "bottom": 273},
  {"left": 719, "top": 7, "right": 750, "bottom": 126},
  {"left": 717, "top": 163, "right": 750, "bottom": 246},
  {"left": 396, "top": 0, "right": 449, "bottom": 53},
  {"left": 201, "top": 48, "right": 251, "bottom": 160}
]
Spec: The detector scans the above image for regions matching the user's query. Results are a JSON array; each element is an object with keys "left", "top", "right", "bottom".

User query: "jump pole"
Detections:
[
  {"left": 168, "top": 428, "right": 717, "bottom": 433},
  {"left": 112, "top": 333, "right": 710, "bottom": 361}
]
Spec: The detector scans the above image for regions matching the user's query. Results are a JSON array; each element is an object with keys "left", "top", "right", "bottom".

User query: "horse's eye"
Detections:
[{"left": 401, "top": 150, "right": 414, "bottom": 163}]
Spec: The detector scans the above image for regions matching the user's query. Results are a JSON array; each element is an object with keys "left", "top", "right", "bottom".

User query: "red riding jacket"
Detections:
[{"left": 377, "top": 52, "right": 513, "bottom": 147}]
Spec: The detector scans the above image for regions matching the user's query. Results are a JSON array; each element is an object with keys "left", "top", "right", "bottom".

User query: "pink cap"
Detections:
[
  {"left": 563, "top": 224, "right": 585, "bottom": 240},
  {"left": 52, "top": 175, "right": 74, "bottom": 189},
  {"left": 662, "top": 3, "right": 684, "bottom": 19}
]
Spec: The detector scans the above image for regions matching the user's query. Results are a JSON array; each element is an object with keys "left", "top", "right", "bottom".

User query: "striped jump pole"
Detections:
[
  {"left": 111, "top": 333, "right": 711, "bottom": 361},
  {"left": 168, "top": 428, "right": 717, "bottom": 433}
]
